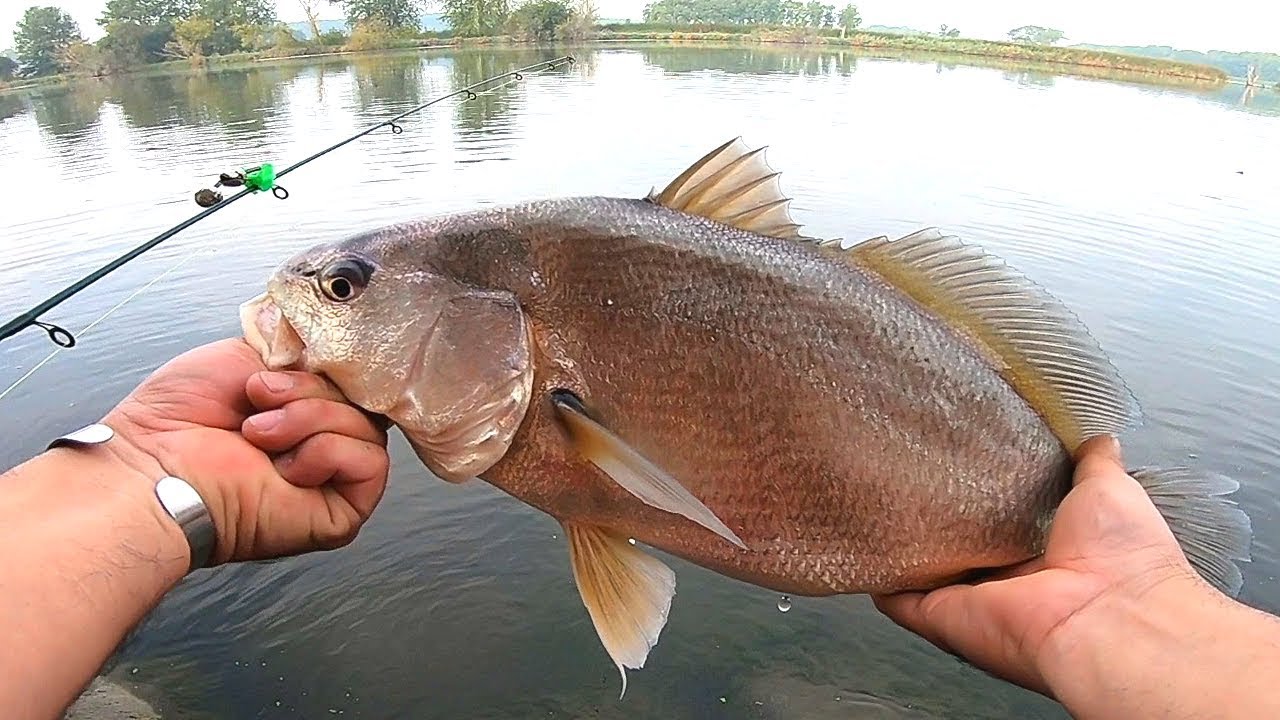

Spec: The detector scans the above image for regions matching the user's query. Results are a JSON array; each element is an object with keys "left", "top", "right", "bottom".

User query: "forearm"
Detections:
[
  {"left": 0, "top": 445, "right": 189, "bottom": 719},
  {"left": 1044, "top": 577, "right": 1280, "bottom": 719}
]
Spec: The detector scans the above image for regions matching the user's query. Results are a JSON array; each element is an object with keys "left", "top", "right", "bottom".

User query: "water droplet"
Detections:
[
  {"left": 719, "top": 696, "right": 727, "bottom": 703},
  {"left": 628, "top": 537, "right": 636, "bottom": 545},
  {"left": 1188, "top": 453, "right": 1199, "bottom": 459},
  {"left": 130, "top": 667, "right": 139, "bottom": 675},
  {"left": 604, "top": 298, "right": 615, "bottom": 306},
  {"left": 260, "top": 660, "right": 267, "bottom": 667},
  {"left": 275, "top": 700, "right": 282, "bottom": 707},
  {"left": 277, "top": 676, "right": 284, "bottom": 681},
  {"left": 777, "top": 595, "right": 792, "bottom": 612}
]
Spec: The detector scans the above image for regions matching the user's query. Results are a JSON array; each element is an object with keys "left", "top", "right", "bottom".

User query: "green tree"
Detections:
[
  {"left": 557, "top": 0, "right": 597, "bottom": 39},
  {"left": 334, "top": 0, "right": 423, "bottom": 30},
  {"left": 837, "top": 3, "right": 859, "bottom": 35},
  {"left": 14, "top": 6, "right": 82, "bottom": 76},
  {"left": 61, "top": 39, "right": 110, "bottom": 74},
  {"left": 97, "top": 0, "right": 196, "bottom": 65},
  {"left": 98, "top": 20, "right": 175, "bottom": 65},
  {"left": 1007, "top": 25, "right": 1064, "bottom": 45},
  {"left": 99, "top": 0, "right": 195, "bottom": 25},
  {"left": 937, "top": 23, "right": 958, "bottom": 38},
  {"left": 171, "top": 15, "right": 214, "bottom": 56},
  {"left": 191, "top": 0, "right": 275, "bottom": 54},
  {"left": 440, "top": 0, "right": 509, "bottom": 36},
  {"left": 507, "top": 0, "right": 569, "bottom": 39},
  {"left": 0, "top": 56, "right": 18, "bottom": 80}
]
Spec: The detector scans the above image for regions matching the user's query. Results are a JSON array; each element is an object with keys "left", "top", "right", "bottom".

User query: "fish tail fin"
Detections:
[{"left": 1130, "top": 466, "right": 1253, "bottom": 598}]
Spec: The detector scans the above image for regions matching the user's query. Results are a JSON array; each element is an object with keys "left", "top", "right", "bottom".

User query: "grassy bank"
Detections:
[
  {"left": 595, "top": 28, "right": 1229, "bottom": 82},
  {"left": 1, "top": 27, "right": 1230, "bottom": 92}
]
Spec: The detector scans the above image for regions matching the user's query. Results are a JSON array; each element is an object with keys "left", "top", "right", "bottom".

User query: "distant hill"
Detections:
[
  {"left": 1073, "top": 43, "right": 1279, "bottom": 81},
  {"left": 286, "top": 12, "right": 450, "bottom": 39}
]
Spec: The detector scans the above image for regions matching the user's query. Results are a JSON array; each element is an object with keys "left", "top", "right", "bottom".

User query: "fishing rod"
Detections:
[{"left": 0, "top": 54, "right": 575, "bottom": 350}]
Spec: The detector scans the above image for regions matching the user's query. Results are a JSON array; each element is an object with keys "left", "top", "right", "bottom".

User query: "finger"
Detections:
[
  {"left": 978, "top": 556, "right": 1047, "bottom": 582},
  {"left": 872, "top": 588, "right": 963, "bottom": 656},
  {"left": 873, "top": 585, "right": 1050, "bottom": 694},
  {"left": 245, "top": 371, "right": 348, "bottom": 411},
  {"left": 243, "top": 398, "right": 387, "bottom": 452},
  {"left": 275, "top": 432, "right": 390, "bottom": 520},
  {"left": 1072, "top": 435, "right": 1124, "bottom": 483}
]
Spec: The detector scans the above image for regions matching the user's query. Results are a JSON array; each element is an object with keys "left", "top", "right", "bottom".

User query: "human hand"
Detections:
[
  {"left": 101, "top": 338, "right": 390, "bottom": 565},
  {"left": 872, "top": 436, "right": 1213, "bottom": 698}
]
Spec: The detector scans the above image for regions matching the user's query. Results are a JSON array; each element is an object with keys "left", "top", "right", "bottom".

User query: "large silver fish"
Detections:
[{"left": 240, "top": 139, "right": 1252, "bottom": 693}]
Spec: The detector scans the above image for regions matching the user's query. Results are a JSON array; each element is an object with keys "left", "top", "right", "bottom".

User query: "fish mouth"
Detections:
[{"left": 239, "top": 291, "right": 305, "bottom": 371}]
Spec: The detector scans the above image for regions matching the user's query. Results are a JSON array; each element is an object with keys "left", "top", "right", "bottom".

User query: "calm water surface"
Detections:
[{"left": 3, "top": 45, "right": 1280, "bottom": 719}]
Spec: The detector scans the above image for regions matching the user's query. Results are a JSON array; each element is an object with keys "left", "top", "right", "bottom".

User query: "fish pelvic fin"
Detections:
[
  {"left": 647, "top": 138, "right": 813, "bottom": 241},
  {"left": 846, "top": 229, "right": 1141, "bottom": 451},
  {"left": 564, "top": 523, "right": 676, "bottom": 698},
  {"left": 1131, "top": 467, "right": 1253, "bottom": 598},
  {"left": 551, "top": 391, "right": 748, "bottom": 550}
]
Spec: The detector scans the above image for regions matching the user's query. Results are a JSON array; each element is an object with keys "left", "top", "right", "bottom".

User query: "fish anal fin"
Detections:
[
  {"left": 565, "top": 523, "right": 676, "bottom": 698},
  {"left": 648, "top": 138, "right": 808, "bottom": 241},
  {"left": 551, "top": 391, "right": 748, "bottom": 550},
  {"left": 846, "top": 229, "right": 1141, "bottom": 451}
]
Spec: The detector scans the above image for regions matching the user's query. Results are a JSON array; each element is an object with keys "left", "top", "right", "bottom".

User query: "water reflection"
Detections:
[
  {"left": 350, "top": 52, "right": 431, "bottom": 111},
  {"left": 0, "top": 93, "right": 27, "bottom": 123},
  {"left": 639, "top": 44, "right": 857, "bottom": 76},
  {"left": 28, "top": 85, "right": 105, "bottom": 137},
  {"left": 449, "top": 49, "right": 577, "bottom": 133}
]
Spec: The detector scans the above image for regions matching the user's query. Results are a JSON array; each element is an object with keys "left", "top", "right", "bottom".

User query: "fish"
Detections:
[{"left": 239, "top": 138, "right": 1253, "bottom": 694}]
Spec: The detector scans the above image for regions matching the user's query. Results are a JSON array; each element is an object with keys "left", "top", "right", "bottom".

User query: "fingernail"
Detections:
[
  {"left": 247, "top": 409, "right": 284, "bottom": 432},
  {"left": 260, "top": 372, "right": 294, "bottom": 393}
]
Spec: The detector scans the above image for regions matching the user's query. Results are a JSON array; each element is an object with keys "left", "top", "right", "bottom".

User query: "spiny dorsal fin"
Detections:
[
  {"left": 565, "top": 523, "right": 676, "bottom": 698},
  {"left": 847, "top": 229, "right": 1141, "bottom": 451},
  {"left": 648, "top": 138, "right": 808, "bottom": 240}
]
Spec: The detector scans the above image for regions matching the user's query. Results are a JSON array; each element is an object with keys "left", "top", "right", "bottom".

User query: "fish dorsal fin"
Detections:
[
  {"left": 564, "top": 523, "right": 676, "bottom": 698},
  {"left": 552, "top": 391, "right": 747, "bottom": 550},
  {"left": 847, "top": 229, "right": 1140, "bottom": 451},
  {"left": 648, "top": 138, "right": 807, "bottom": 240}
]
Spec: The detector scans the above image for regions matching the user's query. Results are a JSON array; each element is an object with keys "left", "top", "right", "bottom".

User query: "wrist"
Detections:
[
  {"left": 1038, "top": 572, "right": 1255, "bottom": 719},
  {"left": 39, "top": 423, "right": 198, "bottom": 582}
]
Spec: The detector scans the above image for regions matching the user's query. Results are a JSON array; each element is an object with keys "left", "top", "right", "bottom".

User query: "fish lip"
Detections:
[{"left": 239, "top": 287, "right": 305, "bottom": 371}]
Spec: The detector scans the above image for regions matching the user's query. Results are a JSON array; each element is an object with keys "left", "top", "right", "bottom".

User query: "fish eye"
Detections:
[{"left": 319, "top": 259, "right": 371, "bottom": 303}]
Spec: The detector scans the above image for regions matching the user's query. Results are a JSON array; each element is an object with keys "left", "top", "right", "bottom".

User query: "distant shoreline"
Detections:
[{"left": 1, "top": 29, "right": 1238, "bottom": 93}]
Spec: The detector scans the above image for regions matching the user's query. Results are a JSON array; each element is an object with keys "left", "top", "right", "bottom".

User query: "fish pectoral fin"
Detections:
[
  {"left": 565, "top": 523, "right": 676, "bottom": 698},
  {"left": 647, "top": 137, "right": 816, "bottom": 241},
  {"left": 845, "top": 229, "right": 1141, "bottom": 452},
  {"left": 551, "top": 392, "right": 747, "bottom": 550}
]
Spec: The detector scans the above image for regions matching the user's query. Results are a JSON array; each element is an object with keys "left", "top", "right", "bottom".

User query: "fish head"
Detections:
[{"left": 239, "top": 237, "right": 535, "bottom": 483}]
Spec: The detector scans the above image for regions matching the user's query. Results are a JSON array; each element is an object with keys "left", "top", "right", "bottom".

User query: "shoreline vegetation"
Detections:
[
  {"left": 6, "top": 0, "right": 1276, "bottom": 96},
  {"left": 1, "top": 27, "right": 1239, "bottom": 94}
]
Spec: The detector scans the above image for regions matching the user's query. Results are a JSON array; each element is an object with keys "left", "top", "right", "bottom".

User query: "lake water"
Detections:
[{"left": 3, "top": 44, "right": 1279, "bottom": 719}]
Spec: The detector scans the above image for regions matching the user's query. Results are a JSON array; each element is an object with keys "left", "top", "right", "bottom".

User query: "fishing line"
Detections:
[
  {"left": 0, "top": 242, "right": 210, "bottom": 401},
  {"left": 0, "top": 54, "right": 575, "bottom": 351}
]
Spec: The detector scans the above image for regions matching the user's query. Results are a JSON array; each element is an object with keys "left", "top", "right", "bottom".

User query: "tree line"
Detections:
[
  {"left": 9, "top": 0, "right": 279, "bottom": 78},
  {"left": 6, "top": 0, "right": 598, "bottom": 80},
  {"left": 641, "top": 0, "right": 862, "bottom": 31}
]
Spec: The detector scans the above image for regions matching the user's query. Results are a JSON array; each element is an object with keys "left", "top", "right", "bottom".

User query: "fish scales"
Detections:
[{"left": 363, "top": 196, "right": 1071, "bottom": 595}]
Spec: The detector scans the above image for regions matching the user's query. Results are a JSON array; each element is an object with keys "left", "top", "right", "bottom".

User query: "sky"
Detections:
[{"left": 2, "top": 0, "right": 1277, "bottom": 54}]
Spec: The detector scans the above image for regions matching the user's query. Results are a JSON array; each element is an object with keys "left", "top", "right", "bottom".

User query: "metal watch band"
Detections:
[{"left": 48, "top": 423, "right": 215, "bottom": 573}]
